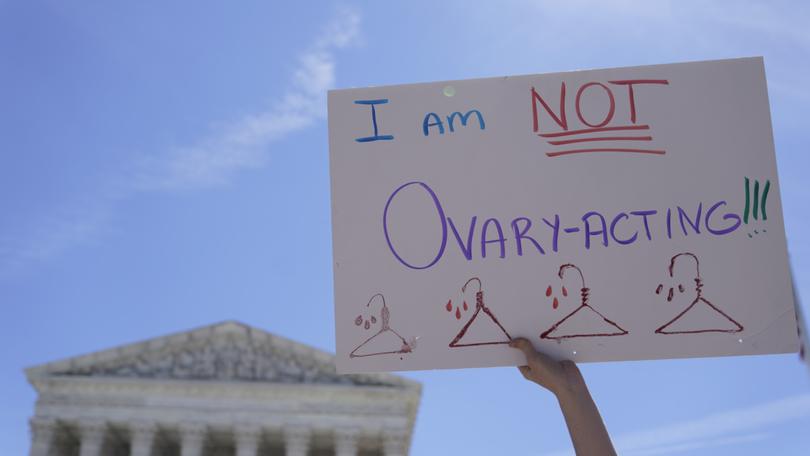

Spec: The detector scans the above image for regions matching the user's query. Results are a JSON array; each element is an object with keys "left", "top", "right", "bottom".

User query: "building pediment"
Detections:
[{"left": 26, "top": 321, "right": 412, "bottom": 389}]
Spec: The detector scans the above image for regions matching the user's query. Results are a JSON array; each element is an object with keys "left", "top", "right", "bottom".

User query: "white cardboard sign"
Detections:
[{"left": 328, "top": 57, "right": 798, "bottom": 373}]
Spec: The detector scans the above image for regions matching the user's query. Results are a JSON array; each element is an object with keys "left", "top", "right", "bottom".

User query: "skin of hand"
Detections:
[
  {"left": 509, "top": 337, "right": 586, "bottom": 397},
  {"left": 510, "top": 337, "right": 617, "bottom": 456}
]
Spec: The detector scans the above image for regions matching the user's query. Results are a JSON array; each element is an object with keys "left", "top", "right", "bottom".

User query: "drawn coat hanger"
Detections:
[
  {"left": 350, "top": 293, "right": 413, "bottom": 358},
  {"left": 655, "top": 253, "right": 743, "bottom": 335},
  {"left": 540, "top": 264, "right": 628, "bottom": 340},
  {"left": 449, "top": 277, "right": 512, "bottom": 347}
]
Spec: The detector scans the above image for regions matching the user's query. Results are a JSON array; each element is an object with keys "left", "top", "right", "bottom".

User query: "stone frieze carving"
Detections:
[{"left": 58, "top": 335, "right": 389, "bottom": 387}]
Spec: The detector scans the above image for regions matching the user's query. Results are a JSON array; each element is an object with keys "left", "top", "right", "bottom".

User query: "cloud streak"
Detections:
[
  {"left": 542, "top": 393, "right": 810, "bottom": 456},
  {"left": 0, "top": 8, "right": 360, "bottom": 274},
  {"left": 134, "top": 7, "right": 360, "bottom": 191}
]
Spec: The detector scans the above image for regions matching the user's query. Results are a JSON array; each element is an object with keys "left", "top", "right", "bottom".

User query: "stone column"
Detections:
[
  {"left": 28, "top": 417, "right": 56, "bottom": 456},
  {"left": 382, "top": 429, "right": 408, "bottom": 456},
  {"left": 78, "top": 419, "right": 107, "bottom": 456},
  {"left": 130, "top": 420, "right": 157, "bottom": 456},
  {"left": 180, "top": 422, "right": 207, "bottom": 456},
  {"left": 283, "top": 425, "right": 311, "bottom": 456},
  {"left": 334, "top": 427, "right": 359, "bottom": 456},
  {"left": 235, "top": 424, "right": 262, "bottom": 456}
]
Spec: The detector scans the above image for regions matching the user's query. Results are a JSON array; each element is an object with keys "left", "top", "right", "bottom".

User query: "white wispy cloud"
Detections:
[
  {"left": 134, "top": 7, "right": 360, "bottom": 191},
  {"left": 0, "top": 198, "right": 114, "bottom": 273},
  {"left": 0, "top": 8, "right": 360, "bottom": 274},
  {"left": 542, "top": 393, "right": 810, "bottom": 456}
]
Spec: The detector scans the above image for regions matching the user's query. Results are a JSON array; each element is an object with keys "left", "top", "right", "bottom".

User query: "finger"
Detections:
[
  {"left": 509, "top": 337, "right": 536, "bottom": 356},
  {"left": 517, "top": 365, "right": 533, "bottom": 381},
  {"left": 531, "top": 349, "right": 557, "bottom": 367}
]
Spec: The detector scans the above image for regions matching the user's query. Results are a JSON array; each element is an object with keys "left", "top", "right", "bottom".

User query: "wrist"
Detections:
[{"left": 553, "top": 361, "right": 588, "bottom": 399}]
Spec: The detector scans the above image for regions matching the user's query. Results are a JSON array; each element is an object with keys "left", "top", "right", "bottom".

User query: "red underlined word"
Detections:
[
  {"left": 529, "top": 79, "right": 669, "bottom": 158},
  {"left": 547, "top": 136, "right": 653, "bottom": 146},
  {"left": 546, "top": 148, "right": 666, "bottom": 157},
  {"left": 538, "top": 125, "right": 650, "bottom": 138},
  {"left": 531, "top": 80, "right": 669, "bottom": 132}
]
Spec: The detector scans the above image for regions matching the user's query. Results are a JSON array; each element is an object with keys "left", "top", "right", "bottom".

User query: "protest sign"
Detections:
[{"left": 328, "top": 57, "right": 798, "bottom": 373}]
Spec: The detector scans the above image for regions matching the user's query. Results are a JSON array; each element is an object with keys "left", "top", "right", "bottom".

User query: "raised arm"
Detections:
[{"left": 510, "top": 338, "right": 616, "bottom": 456}]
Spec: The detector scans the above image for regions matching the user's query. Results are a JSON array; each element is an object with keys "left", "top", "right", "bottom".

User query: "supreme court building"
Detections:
[{"left": 25, "top": 322, "right": 421, "bottom": 456}]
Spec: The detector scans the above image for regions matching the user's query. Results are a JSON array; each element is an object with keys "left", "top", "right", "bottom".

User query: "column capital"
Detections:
[
  {"left": 283, "top": 424, "right": 312, "bottom": 440},
  {"left": 180, "top": 422, "right": 207, "bottom": 456},
  {"left": 283, "top": 424, "right": 312, "bottom": 456},
  {"left": 235, "top": 423, "right": 262, "bottom": 456},
  {"left": 334, "top": 426, "right": 361, "bottom": 456},
  {"left": 78, "top": 418, "right": 107, "bottom": 439},
  {"left": 29, "top": 416, "right": 57, "bottom": 439},
  {"left": 335, "top": 426, "right": 361, "bottom": 437},
  {"left": 130, "top": 419, "right": 157, "bottom": 436},
  {"left": 130, "top": 420, "right": 157, "bottom": 456},
  {"left": 381, "top": 428, "right": 408, "bottom": 456},
  {"left": 29, "top": 416, "right": 57, "bottom": 456},
  {"left": 180, "top": 421, "right": 208, "bottom": 437},
  {"left": 234, "top": 423, "right": 263, "bottom": 440},
  {"left": 78, "top": 419, "right": 107, "bottom": 456},
  {"left": 179, "top": 422, "right": 208, "bottom": 447}
]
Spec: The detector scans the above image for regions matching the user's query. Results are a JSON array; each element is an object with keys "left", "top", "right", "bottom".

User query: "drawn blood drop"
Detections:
[
  {"left": 370, "top": 316, "right": 377, "bottom": 324},
  {"left": 445, "top": 300, "right": 453, "bottom": 312},
  {"left": 455, "top": 307, "right": 461, "bottom": 320},
  {"left": 463, "top": 300, "right": 468, "bottom": 311},
  {"left": 354, "top": 315, "right": 363, "bottom": 326},
  {"left": 562, "top": 287, "right": 568, "bottom": 297},
  {"left": 545, "top": 285, "right": 552, "bottom": 297},
  {"left": 553, "top": 297, "right": 559, "bottom": 310},
  {"left": 364, "top": 320, "right": 370, "bottom": 330}
]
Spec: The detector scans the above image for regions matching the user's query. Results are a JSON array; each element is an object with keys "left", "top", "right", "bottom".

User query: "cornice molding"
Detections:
[{"left": 26, "top": 321, "right": 417, "bottom": 390}]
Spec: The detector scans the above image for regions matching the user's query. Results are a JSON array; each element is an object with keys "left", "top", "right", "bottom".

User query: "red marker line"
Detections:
[
  {"left": 608, "top": 79, "right": 669, "bottom": 85},
  {"left": 538, "top": 125, "right": 650, "bottom": 138},
  {"left": 547, "top": 136, "right": 653, "bottom": 146},
  {"left": 546, "top": 148, "right": 666, "bottom": 157}
]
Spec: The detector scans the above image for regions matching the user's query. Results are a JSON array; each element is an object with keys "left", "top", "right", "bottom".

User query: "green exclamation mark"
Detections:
[
  {"left": 761, "top": 180, "right": 770, "bottom": 221},
  {"left": 743, "top": 177, "right": 750, "bottom": 224}
]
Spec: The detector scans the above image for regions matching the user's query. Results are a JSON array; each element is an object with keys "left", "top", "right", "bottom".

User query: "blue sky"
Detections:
[{"left": 2, "top": 1, "right": 810, "bottom": 454}]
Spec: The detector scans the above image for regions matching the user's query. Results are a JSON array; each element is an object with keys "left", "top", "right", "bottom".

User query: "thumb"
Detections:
[
  {"left": 517, "top": 365, "right": 533, "bottom": 381},
  {"left": 509, "top": 337, "right": 537, "bottom": 356}
]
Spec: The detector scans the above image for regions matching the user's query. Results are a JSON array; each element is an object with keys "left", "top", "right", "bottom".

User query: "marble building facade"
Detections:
[{"left": 25, "top": 322, "right": 421, "bottom": 456}]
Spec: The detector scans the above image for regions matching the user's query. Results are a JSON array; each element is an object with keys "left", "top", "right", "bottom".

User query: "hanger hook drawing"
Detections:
[
  {"left": 669, "top": 252, "right": 700, "bottom": 279},
  {"left": 366, "top": 292, "right": 386, "bottom": 308},
  {"left": 462, "top": 277, "right": 482, "bottom": 293},
  {"left": 558, "top": 263, "right": 586, "bottom": 289}
]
